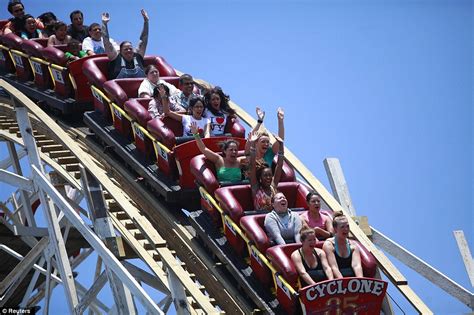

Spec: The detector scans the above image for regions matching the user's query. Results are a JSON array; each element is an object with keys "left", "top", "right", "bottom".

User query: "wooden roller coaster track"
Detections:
[{"left": 3, "top": 75, "right": 471, "bottom": 313}]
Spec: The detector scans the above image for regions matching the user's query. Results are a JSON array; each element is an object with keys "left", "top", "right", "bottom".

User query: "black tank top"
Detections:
[
  {"left": 299, "top": 248, "right": 327, "bottom": 286},
  {"left": 334, "top": 240, "right": 356, "bottom": 277}
]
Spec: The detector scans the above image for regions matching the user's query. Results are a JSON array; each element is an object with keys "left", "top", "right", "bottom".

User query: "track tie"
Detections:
[
  {"left": 8, "top": 126, "right": 19, "bottom": 133},
  {"left": 123, "top": 221, "right": 136, "bottom": 230},
  {"left": 115, "top": 211, "right": 129, "bottom": 220},
  {"left": 57, "top": 156, "right": 79, "bottom": 164},
  {"left": 134, "top": 232, "right": 146, "bottom": 240},
  {"left": 107, "top": 202, "right": 122, "bottom": 212},
  {"left": 33, "top": 134, "right": 48, "bottom": 141},
  {"left": 41, "top": 144, "right": 63, "bottom": 152},
  {"left": 36, "top": 139, "right": 56, "bottom": 146},
  {"left": 65, "top": 164, "right": 80, "bottom": 172},
  {"left": 48, "top": 150, "right": 72, "bottom": 158}
]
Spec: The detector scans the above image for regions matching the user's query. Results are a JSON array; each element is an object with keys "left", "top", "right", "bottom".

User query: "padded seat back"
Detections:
[
  {"left": 83, "top": 55, "right": 178, "bottom": 90},
  {"left": 31, "top": 38, "right": 48, "bottom": 47},
  {"left": 42, "top": 46, "right": 71, "bottom": 97},
  {"left": 103, "top": 78, "right": 144, "bottom": 107},
  {"left": 124, "top": 98, "right": 152, "bottom": 126},
  {"left": 20, "top": 40, "right": 43, "bottom": 57},
  {"left": 2, "top": 32, "right": 22, "bottom": 50},
  {"left": 21, "top": 39, "right": 51, "bottom": 88},
  {"left": 215, "top": 181, "right": 310, "bottom": 221},
  {"left": 240, "top": 213, "right": 269, "bottom": 252},
  {"left": 0, "top": 34, "right": 15, "bottom": 73}
]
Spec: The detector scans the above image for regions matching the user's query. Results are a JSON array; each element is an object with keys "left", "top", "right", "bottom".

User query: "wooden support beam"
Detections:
[
  {"left": 0, "top": 169, "right": 34, "bottom": 192},
  {"left": 324, "top": 158, "right": 356, "bottom": 216},
  {"left": 80, "top": 165, "right": 137, "bottom": 315},
  {"left": 372, "top": 227, "right": 474, "bottom": 309},
  {"left": 0, "top": 237, "right": 48, "bottom": 305},
  {"left": 122, "top": 261, "right": 170, "bottom": 294},
  {"left": 0, "top": 147, "right": 26, "bottom": 169},
  {"left": 31, "top": 166, "right": 162, "bottom": 314},
  {"left": 75, "top": 271, "right": 108, "bottom": 315},
  {"left": 453, "top": 230, "right": 474, "bottom": 287},
  {"left": 15, "top": 105, "right": 79, "bottom": 311},
  {"left": 6, "top": 141, "right": 35, "bottom": 227}
]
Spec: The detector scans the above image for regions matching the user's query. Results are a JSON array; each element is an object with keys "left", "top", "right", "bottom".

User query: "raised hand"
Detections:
[
  {"left": 158, "top": 85, "right": 166, "bottom": 98},
  {"left": 190, "top": 121, "right": 199, "bottom": 135},
  {"left": 249, "top": 130, "right": 260, "bottom": 143},
  {"left": 101, "top": 12, "right": 110, "bottom": 24},
  {"left": 256, "top": 106, "right": 265, "bottom": 121},
  {"left": 277, "top": 107, "right": 284, "bottom": 120},
  {"left": 141, "top": 9, "right": 149, "bottom": 22}
]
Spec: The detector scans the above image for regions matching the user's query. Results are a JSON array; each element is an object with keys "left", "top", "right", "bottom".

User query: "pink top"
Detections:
[
  {"left": 300, "top": 210, "right": 331, "bottom": 230},
  {"left": 253, "top": 186, "right": 276, "bottom": 211}
]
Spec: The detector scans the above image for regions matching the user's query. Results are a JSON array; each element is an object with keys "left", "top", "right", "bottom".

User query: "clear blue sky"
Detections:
[{"left": 1, "top": 0, "right": 471, "bottom": 314}]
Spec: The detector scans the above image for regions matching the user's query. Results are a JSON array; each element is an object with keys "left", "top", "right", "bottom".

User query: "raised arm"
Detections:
[
  {"left": 203, "top": 119, "right": 210, "bottom": 138},
  {"left": 272, "top": 135, "right": 284, "bottom": 187},
  {"left": 351, "top": 243, "right": 364, "bottom": 277},
  {"left": 190, "top": 122, "right": 222, "bottom": 165},
  {"left": 136, "top": 9, "right": 149, "bottom": 58},
  {"left": 101, "top": 12, "right": 118, "bottom": 60},
  {"left": 323, "top": 240, "right": 344, "bottom": 278},
  {"left": 248, "top": 131, "right": 260, "bottom": 195},
  {"left": 245, "top": 107, "right": 265, "bottom": 154},
  {"left": 162, "top": 90, "right": 183, "bottom": 122},
  {"left": 291, "top": 251, "right": 316, "bottom": 287},
  {"left": 272, "top": 107, "right": 284, "bottom": 154}
]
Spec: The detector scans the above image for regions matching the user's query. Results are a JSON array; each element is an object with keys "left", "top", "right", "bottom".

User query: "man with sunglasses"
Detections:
[
  {"left": 170, "top": 74, "right": 200, "bottom": 111},
  {"left": 2, "top": 0, "right": 44, "bottom": 35}
]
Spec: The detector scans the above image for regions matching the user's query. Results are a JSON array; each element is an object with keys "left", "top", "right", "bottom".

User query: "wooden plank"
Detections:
[
  {"left": 48, "top": 150, "right": 72, "bottom": 158},
  {"left": 324, "top": 158, "right": 356, "bottom": 216},
  {"left": 372, "top": 227, "right": 473, "bottom": 308},
  {"left": 41, "top": 144, "right": 63, "bottom": 152},
  {"left": 0, "top": 237, "right": 48, "bottom": 296},
  {"left": 453, "top": 230, "right": 474, "bottom": 287}
]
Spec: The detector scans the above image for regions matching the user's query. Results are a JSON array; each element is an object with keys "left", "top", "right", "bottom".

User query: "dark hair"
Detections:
[
  {"left": 145, "top": 64, "right": 158, "bottom": 75},
  {"left": 69, "top": 10, "right": 83, "bottom": 22},
  {"left": 88, "top": 23, "right": 100, "bottom": 33},
  {"left": 54, "top": 21, "right": 67, "bottom": 32},
  {"left": 204, "top": 86, "right": 235, "bottom": 116},
  {"left": 119, "top": 41, "right": 132, "bottom": 51},
  {"left": 67, "top": 39, "right": 81, "bottom": 47},
  {"left": 300, "top": 228, "right": 316, "bottom": 241},
  {"left": 219, "top": 139, "right": 240, "bottom": 157},
  {"left": 12, "top": 14, "right": 32, "bottom": 35},
  {"left": 153, "top": 84, "right": 170, "bottom": 98},
  {"left": 7, "top": 0, "right": 23, "bottom": 14},
  {"left": 332, "top": 211, "right": 347, "bottom": 229},
  {"left": 188, "top": 96, "right": 204, "bottom": 109},
  {"left": 306, "top": 191, "right": 321, "bottom": 203},
  {"left": 256, "top": 162, "right": 272, "bottom": 183},
  {"left": 179, "top": 74, "right": 193, "bottom": 85},
  {"left": 38, "top": 12, "right": 57, "bottom": 24}
]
